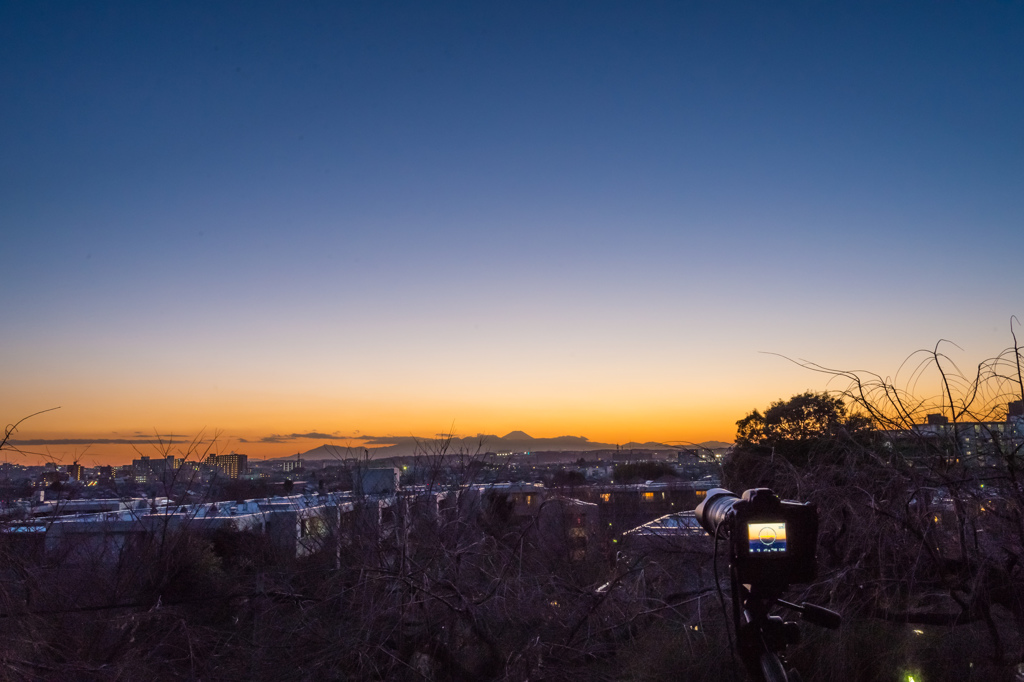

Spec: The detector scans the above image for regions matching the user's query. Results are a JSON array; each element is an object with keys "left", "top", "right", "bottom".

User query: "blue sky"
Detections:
[{"left": 2, "top": 1, "right": 1022, "bottom": 462}]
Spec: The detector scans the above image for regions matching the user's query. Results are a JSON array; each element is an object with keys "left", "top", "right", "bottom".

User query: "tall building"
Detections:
[
  {"left": 206, "top": 453, "right": 248, "bottom": 479},
  {"left": 132, "top": 456, "right": 161, "bottom": 478},
  {"left": 66, "top": 463, "right": 84, "bottom": 481}
]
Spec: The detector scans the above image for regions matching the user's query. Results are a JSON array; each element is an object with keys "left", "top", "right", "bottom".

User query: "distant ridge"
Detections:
[
  {"left": 263, "top": 433, "right": 732, "bottom": 462},
  {"left": 694, "top": 440, "right": 732, "bottom": 450}
]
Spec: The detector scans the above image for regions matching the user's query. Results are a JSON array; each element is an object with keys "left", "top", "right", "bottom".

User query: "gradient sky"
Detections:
[{"left": 2, "top": 1, "right": 1023, "bottom": 465}]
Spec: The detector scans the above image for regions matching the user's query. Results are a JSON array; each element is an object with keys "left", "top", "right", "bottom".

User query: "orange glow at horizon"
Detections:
[
  {"left": 4, "top": 403, "right": 749, "bottom": 467},
  {"left": 5, "top": 335, "right": 1014, "bottom": 467}
]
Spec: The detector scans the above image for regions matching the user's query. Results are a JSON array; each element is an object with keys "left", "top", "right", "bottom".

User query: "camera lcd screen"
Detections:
[{"left": 747, "top": 522, "right": 787, "bottom": 554}]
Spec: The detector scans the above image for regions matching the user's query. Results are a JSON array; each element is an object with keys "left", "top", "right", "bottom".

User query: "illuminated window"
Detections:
[
  {"left": 642, "top": 492, "right": 655, "bottom": 501},
  {"left": 600, "top": 493, "right": 611, "bottom": 503}
]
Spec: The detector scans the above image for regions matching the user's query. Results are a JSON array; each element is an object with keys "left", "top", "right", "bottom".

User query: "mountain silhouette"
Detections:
[{"left": 267, "top": 432, "right": 731, "bottom": 462}]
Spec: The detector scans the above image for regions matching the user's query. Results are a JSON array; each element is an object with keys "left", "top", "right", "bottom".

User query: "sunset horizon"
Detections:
[{"left": 8, "top": 325, "right": 1023, "bottom": 467}]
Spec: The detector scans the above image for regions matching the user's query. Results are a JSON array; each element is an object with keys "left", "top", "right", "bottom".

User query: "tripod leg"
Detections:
[{"left": 758, "top": 649, "right": 789, "bottom": 682}]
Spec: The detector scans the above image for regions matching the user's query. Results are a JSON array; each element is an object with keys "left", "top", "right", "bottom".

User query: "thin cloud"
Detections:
[
  {"left": 357, "top": 435, "right": 418, "bottom": 445},
  {"left": 6, "top": 437, "right": 190, "bottom": 446},
  {"left": 257, "top": 431, "right": 348, "bottom": 444}
]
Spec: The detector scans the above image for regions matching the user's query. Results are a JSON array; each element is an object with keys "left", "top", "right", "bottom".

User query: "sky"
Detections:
[{"left": 2, "top": 1, "right": 1023, "bottom": 465}]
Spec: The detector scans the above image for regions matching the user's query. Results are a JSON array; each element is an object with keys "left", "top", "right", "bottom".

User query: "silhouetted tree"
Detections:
[{"left": 728, "top": 391, "right": 872, "bottom": 480}]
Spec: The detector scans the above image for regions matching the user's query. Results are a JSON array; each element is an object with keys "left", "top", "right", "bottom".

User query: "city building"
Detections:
[
  {"left": 206, "top": 453, "right": 248, "bottom": 479},
  {"left": 902, "top": 402, "right": 1024, "bottom": 466},
  {"left": 66, "top": 463, "right": 84, "bottom": 482},
  {"left": 353, "top": 467, "right": 400, "bottom": 495}
]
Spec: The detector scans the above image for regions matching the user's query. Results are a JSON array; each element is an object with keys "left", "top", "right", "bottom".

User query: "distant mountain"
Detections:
[{"left": 266, "top": 433, "right": 732, "bottom": 462}]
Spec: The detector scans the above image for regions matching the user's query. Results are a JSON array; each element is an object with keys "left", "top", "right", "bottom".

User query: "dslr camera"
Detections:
[{"left": 695, "top": 487, "right": 818, "bottom": 590}]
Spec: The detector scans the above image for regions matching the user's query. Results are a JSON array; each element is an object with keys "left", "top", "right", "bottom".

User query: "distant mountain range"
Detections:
[{"left": 267, "top": 432, "right": 732, "bottom": 462}]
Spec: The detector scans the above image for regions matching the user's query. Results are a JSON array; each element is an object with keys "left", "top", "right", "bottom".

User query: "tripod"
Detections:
[{"left": 730, "top": 569, "right": 842, "bottom": 682}]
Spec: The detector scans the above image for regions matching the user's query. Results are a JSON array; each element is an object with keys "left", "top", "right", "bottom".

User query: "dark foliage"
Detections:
[
  {"left": 549, "top": 469, "right": 586, "bottom": 486},
  {"left": 727, "top": 391, "right": 873, "bottom": 477}
]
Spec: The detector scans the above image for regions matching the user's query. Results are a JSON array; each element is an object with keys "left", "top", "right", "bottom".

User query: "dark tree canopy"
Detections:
[
  {"left": 735, "top": 391, "right": 870, "bottom": 448},
  {"left": 728, "top": 392, "right": 872, "bottom": 483}
]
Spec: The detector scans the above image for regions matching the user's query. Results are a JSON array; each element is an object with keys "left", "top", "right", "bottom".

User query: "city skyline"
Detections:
[
  {"left": 3, "top": 2, "right": 1022, "bottom": 466},
  {"left": 4, "top": 421, "right": 738, "bottom": 468}
]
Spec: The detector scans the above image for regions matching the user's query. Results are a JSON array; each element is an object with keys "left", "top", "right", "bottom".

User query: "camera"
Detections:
[
  {"left": 695, "top": 488, "right": 818, "bottom": 590},
  {"left": 695, "top": 488, "right": 837, "bottom": 681}
]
